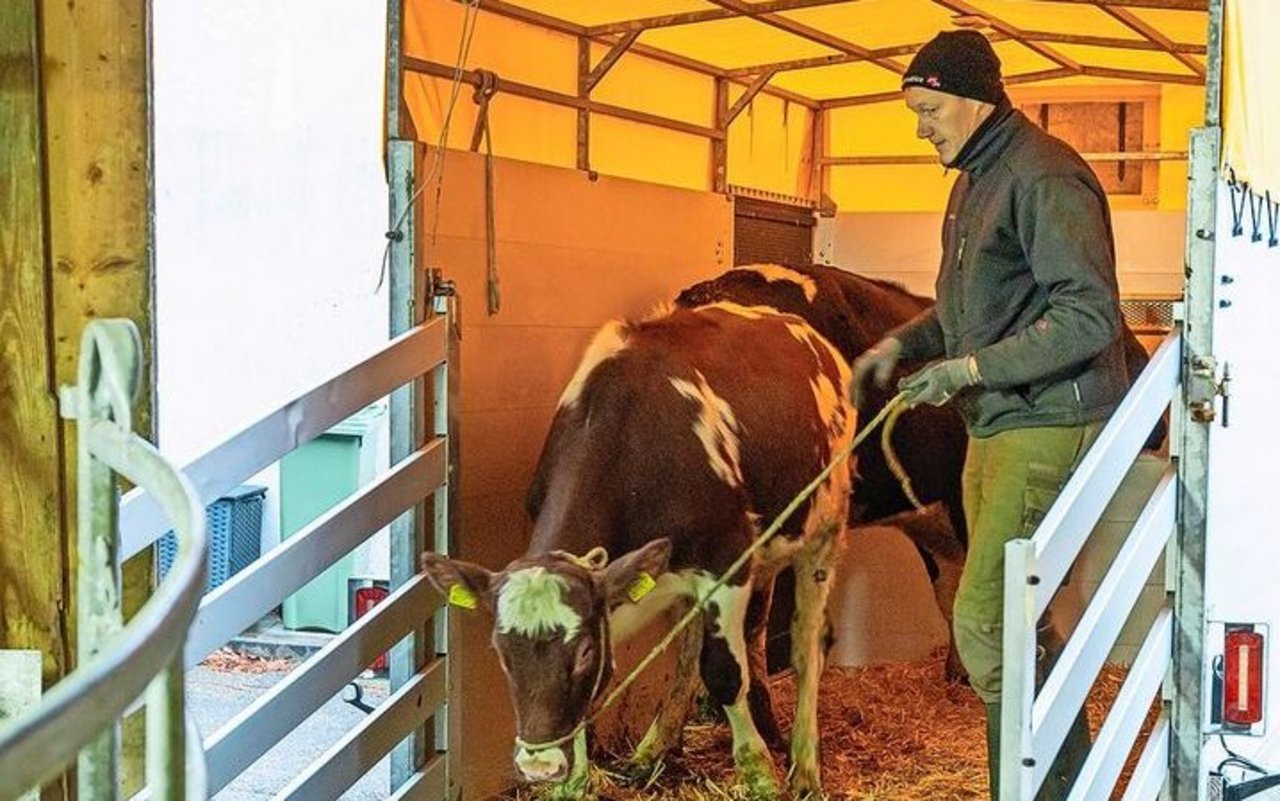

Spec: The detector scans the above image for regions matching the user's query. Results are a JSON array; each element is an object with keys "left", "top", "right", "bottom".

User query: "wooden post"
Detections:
[
  {"left": 1, "top": 4, "right": 72, "bottom": 797},
  {"left": 0, "top": 1, "right": 153, "bottom": 796},
  {"left": 808, "top": 107, "right": 827, "bottom": 205},
  {"left": 577, "top": 38, "right": 591, "bottom": 171},
  {"left": 712, "top": 77, "right": 729, "bottom": 193}
]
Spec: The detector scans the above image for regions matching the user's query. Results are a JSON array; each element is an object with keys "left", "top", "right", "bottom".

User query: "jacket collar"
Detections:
[{"left": 951, "top": 96, "right": 1018, "bottom": 176}]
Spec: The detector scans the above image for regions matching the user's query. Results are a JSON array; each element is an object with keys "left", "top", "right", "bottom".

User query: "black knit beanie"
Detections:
[{"left": 902, "top": 30, "right": 1005, "bottom": 104}]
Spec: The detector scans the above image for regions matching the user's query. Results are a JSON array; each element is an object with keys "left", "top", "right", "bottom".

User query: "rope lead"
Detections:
[{"left": 519, "top": 392, "right": 913, "bottom": 753}]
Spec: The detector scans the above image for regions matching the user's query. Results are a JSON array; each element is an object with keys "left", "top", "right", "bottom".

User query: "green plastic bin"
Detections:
[{"left": 281, "top": 404, "right": 385, "bottom": 632}]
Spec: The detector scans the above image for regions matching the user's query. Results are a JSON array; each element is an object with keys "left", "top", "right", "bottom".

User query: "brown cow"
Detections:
[
  {"left": 421, "top": 302, "right": 856, "bottom": 799},
  {"left": 676, "top": 262, "right": 1166, "bottom": 684}
]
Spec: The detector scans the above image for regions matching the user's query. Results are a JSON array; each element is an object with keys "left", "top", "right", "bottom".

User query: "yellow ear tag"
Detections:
[
  {"left": 626, "top": 571, "right": 657, "bottom": 603},
  {"left": 448, "top": 584, "right": 478, "bottom": 610}
]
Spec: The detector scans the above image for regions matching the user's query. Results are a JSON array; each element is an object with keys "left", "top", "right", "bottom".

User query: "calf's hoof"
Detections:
[
  {"left": 736, "top": 752, "right": 781, "bottom": 800},
  {"left": 613, "top": 753, "right": 663, "bottom": 786},
  {"left": 788, "top": 771, "right": 824, "bottom": 800}
]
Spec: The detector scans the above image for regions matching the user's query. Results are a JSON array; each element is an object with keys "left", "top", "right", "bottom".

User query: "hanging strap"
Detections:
[
  {"left": 471, "top": 70, "right": 501, "bottom": 315},
  {"left": 1249, "top": 186, "right": 1266, "bottom": 243},
  {"left": 1267, "top": 191, "right": 1279, "bottom": 248},
  {"left": 1229, "top": 176, "right": 1248, "bottom": 238}
]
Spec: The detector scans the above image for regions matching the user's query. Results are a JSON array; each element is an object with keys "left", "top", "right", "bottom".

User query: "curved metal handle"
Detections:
[{"left": 0, "top": 320, "right": 209, "bottom": 800}]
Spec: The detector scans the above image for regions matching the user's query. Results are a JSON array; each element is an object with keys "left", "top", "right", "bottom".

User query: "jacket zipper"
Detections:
[{"left": 956, "top": 234, "right": 967, "bottom": 268}]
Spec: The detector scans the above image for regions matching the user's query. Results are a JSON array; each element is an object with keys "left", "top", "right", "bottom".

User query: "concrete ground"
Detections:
[{"left": 188, "top": 663, "right": 391, "bottom": 799}]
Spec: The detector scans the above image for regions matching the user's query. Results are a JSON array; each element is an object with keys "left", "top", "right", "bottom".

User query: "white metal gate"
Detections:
[
  {"left": 997, "top": 329, "right": 1180, "bottom": 800},
  {"left": 998, "top": 2, "right": 1224, "bottom": 798},
  {"left": 0, "top": 140, "right": 456, "bottom": 799}
]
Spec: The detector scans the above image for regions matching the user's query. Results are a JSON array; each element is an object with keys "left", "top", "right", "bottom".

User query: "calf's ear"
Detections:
[
  {"left": 420, "top": 553, "right": 496, "bottom": 613},
  {"left": 602, "top": 538, "right": 672, "bottom": 607}
]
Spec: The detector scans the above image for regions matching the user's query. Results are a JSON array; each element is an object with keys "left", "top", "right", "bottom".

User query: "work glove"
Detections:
[
  {"left": 899, "top": 356, "right": 978, "bottom": 407},
  {"left": 848, "top": 337, "right": 903, "bottom": 408}
]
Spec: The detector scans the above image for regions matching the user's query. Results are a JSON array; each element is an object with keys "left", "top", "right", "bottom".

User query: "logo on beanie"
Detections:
[{"left": 902, "top": 73, "right": 943, "bottom": 90}]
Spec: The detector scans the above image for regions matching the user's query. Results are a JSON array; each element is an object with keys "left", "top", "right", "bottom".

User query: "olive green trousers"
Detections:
[{"left": 953, "top": 422, "right": 1103, "bottom": 799}]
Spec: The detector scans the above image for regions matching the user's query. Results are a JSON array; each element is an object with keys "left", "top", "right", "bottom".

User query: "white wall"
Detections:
[
  {"left": 153, "top": 2, "right": 391, "bottom": 560},
  {"left": 818, "top": 209, "right": 1186, "bottom": 299}
]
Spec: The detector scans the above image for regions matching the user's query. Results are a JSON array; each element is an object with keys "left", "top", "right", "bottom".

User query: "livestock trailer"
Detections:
[
  {"left": 391, "top": 1, "right": 1278, "bottom": 799},
  {"left": 2, "top": 0, "right": 1279, "bottom": 800}
]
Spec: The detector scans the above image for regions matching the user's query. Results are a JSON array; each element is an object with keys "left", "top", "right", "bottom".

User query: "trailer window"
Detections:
[{"left": 1012, "top": 88, "right": 1161, "bottom": 207}]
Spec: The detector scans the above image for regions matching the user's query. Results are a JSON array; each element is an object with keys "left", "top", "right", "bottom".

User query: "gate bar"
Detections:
[
  {"left": 118, "top": 318, "right": 447, "bottom": 561},
  {"left": 277, "top": 662, "right": 446, "bottom": 800},
  {"left": 1067, "top": 608, "right": 1173, "bottom": 801}
]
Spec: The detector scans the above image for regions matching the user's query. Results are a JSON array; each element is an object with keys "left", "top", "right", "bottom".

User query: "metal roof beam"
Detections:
[
  {"left": 1080, "top": 65, "right": 1204, "bottom": 83},
  {"left": 465, "top": 0, "right": 820, "bottom": 108},
  {"left": 705, "top": 0, "right": 907, "bottom": 76},
  {"left": 469, "top": 0, "right": 587, "bottom": 36},
  {"left": 1097, "top": 5, "right": 1206, "bottom": 76},
  {"left": 584, "top": 30, "right": 640, "bottom": 91},
  {"left": 722, "top": 38, "right": 997, "bottom": 77},
  {"left": 1040, "top": 0, "right": 1206, "bottom": 10},
  {"left": 822, "top": 150, "right": 1187, "bottom": 165},
  {"left": 725, "top": 69, "right": 780, "bottom": 125},
  {"left": 820, "top": 68, "right": 1077, "bottom": 108},
  {"left": 587, "top": 0, "right": 856, "bottom": 35},
  {"left": 402, "top": 56, "right": 727, "bottom": 140},
  {"left": 720, "top": 28, "right": 1202, "bottom": 78},
  {"left": 1023, "top": 29, "right": 1206, "bottom": 55},
  {"left": 932, "top": 0, "right": 1084, "bottom": 72}
]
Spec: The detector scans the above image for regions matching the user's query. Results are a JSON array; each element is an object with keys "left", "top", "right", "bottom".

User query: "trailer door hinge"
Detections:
[{"left": 1188, "top": 355, "right": 1231, "bottom": 426}]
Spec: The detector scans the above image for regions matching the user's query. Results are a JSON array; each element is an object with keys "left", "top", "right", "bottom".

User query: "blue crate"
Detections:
[{"left": 157, "top": 485, "right": 266, "bottom": 592}]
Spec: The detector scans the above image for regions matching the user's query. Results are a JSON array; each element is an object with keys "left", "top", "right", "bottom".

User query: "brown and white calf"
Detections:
[{"left": 420, "top": 302, "right": 855, "bottom": 799}]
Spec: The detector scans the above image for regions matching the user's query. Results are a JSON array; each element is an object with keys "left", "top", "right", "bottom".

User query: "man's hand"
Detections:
[
  {"left": 899, "top": 356, "right": 977, "bottom": 407},
  {"left": 849, "top": 337, "right": 903, "bottom": 408}
]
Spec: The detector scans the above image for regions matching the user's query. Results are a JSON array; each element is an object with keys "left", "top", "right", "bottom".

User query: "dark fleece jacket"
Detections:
[{"left": 892, "top": 104, "right": 1127, "bottom": 437}]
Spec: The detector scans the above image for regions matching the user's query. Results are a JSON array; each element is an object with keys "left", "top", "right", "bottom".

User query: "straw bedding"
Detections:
[{"left": 502, "top": 652, "right": 1157, "bottom": 800}]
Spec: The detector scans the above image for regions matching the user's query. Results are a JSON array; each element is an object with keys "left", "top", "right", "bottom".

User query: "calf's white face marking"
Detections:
[{"left": 497, "top": 567, "right": 582, "bottom": 643}]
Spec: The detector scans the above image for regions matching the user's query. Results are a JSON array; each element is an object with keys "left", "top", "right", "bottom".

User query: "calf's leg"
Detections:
[
  {"left": 744, "top": 580, "right": 785, "bottom": 751},
  {"left": 699, "top": 580, "right": 779, "bottom": 800},
  {"left": 628, "top": 607, "right": 703, "bottom": 776},
  {"left": 788, "top": 524, "right": 841, "bottom": 797}
]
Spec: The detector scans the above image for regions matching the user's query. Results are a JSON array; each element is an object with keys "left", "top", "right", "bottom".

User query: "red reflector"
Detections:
[
  {"left": 1224, "top": 629, "right": 1264, "bottom": 726},
  {"left": 354, "top": 585, "right": 391, "bottom": 672}
]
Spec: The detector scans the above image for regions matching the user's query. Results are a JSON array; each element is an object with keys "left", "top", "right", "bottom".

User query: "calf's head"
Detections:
[{"left": 420, "top": 538, "right": 672, "bottom": 783}]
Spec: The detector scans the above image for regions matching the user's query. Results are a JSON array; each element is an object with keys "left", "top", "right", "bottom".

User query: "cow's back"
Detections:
[{"left": 526, "top": 303, "right": 855, "bottom": 576}]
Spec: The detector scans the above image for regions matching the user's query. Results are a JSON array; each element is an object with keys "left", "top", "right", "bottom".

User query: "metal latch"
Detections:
[
  {"left": 429, "top": 268, "right": 461, "bottom": 339},
  {"left": 1188, "top": 355, "right": 1231, "bottom": 426}
]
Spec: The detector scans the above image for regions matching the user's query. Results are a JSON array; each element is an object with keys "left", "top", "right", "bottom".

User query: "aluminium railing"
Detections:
[
  {"left": 1001, "top": 326, "right": 1182, "bottom": 800},
  {"left": 0, "top": 319, "right": 209, "bottom": 800},
  {"left": 115, "top": 313, "right": 452, "bottom": 799}
]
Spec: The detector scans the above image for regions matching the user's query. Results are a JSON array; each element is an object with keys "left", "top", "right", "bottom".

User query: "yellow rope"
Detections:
[
  {"left": 881, "top": 400, "right": 926, "bottom": 511},
  {"left": 518, "top": 392, "right": 913, "bottom": 753},
  {"left": 553, "top": 546, "right": 610, "bottom": 571}
]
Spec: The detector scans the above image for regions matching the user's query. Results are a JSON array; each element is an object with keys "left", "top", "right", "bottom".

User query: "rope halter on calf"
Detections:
[{"left": 514, "top": 393, "right": 914, "bottom": 755}]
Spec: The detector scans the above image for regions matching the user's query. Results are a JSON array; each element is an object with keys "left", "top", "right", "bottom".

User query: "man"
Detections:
[{"left": 848, "top": 30, "right": 1128, "bottom": 800}]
